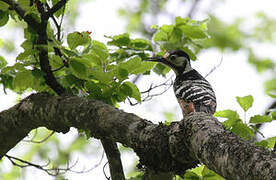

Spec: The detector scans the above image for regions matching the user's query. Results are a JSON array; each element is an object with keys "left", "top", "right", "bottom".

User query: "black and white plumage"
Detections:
[{"left": 146, "top": 50, "right": 216, "bottom": 116}]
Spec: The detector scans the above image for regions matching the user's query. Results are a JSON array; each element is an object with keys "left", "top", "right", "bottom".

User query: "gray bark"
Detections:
[{"left": 0, "top": 93, "right": 275, "bottom": 179}]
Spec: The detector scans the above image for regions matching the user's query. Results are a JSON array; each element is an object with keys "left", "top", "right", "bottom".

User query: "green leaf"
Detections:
[
  {"left": 123, "top": 81, "right": 141, "bottom": 103},
  {"left": 248, "top": 52, "right": 275, "bottom": 72},
  {"left": 175, "top": 16, "right": 190, "bottom": 26},
  {"left": 163, "top": 112, "right": 175, "bottom": 126},
  {"left": 91, "top": 40, "right": 109, "bottom": 60},
  {"left": 175, "top": 16, "right": 208, "bottom": 39},
  {"left": 82, "top": 54, "right": 102, "bottom": 66},
  {"left": 131, "top": 61, "right": 155, "bottom": 74},
  {"left": 236, "top": 95, "right": 254, "bottom": 112},
  {"left": 31, "top": 68, "right": 47, "bottom": 91},
  {"left": 231, "top": 122, "right": 254, "bottom": 140},
  {"left": 153, "top": 25, "right": 174, "bottom": 42},
  {"left": 13, "top": 70, "right": 34, "bottom": 91},
  {"left": 68, "top": 135, "right": 87, "bottom": 151},
  {"left": 117, "top": 83, "right": 132, "bottom": 102},
  {"left": 119, "top": 56, "right": 141, "bottom": 74},
  {"left": 69, "top": 58, "right": 88, "bottom": 79},
  {"left": 256, "top": 136, "right": 276, "bottom": 149},
  {"left": 85, "top": 81, "right": 102, "bottom": 99},
  {"left": 0, "top": 10, "right": 9, "bottom": 27},
  {"left": 63, "top": 74, "right": 84, "bottom": 89},
  {"left": 116, "top": 67, "right": 129, "bottom": 81},
  {"left": 90, "top": 70, "right": 113, "bottom": 84},
  {"left": 0, "top": 2, "right": 9, "bottom": 11},
  {"left": 151, "top": 24, "right": 158, "bottom": 29},
  {"left": 265, "top": 78, "right": 276, "bottom": 98},
  {"left": 214, "top": 109, "right": 240, "bottom": 120},
  {"left": 153, "top": 63, "right": 171, "bottom": 76},
  {"left": 0, "top": 38, "right": 3, "bottom": 48},
  {"left": 202, "top": 166, "right": 224, "bottom": 180},
  {"left": 271, "top": 110, "right": 276, "bottom": 120},
  {"left": 67, "top": 31, "right": 91, "bottom": 49},
  {"left": 17, "top": 0, "right": 31, "bottom": 10},
  {"left": 183, "top": 171, "right": 201, "bottom": 180},
  {"left": 0, "top": 55, "right": 7, "bottom": 69},
  {"left": 189, "top": 165, "right": 204, "bottom": 176},
  {"left": 179, "top": 25, "right": 207, "bottom": 39},
  {"left": 169, "top": 27, "right": 182, "bottom": 43},
  {"left": 107, "top": 33, "right": 130, "bottom": 47},
  {"left": 130, "top": 38, "right": 152, "bottom": 50},
  {"left": 0, "top": 74, "right": 14, "bottom": 90},
  {"left": 249, "top": 115, "right": 272, "bottom": 124},
  {"left": 214, "top": 110, "right": 241, "bottom": 129}
]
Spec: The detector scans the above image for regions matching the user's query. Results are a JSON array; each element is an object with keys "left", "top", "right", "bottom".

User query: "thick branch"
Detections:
[
  {"left": 36, "top": 23, "right": 66, "bottom": 95},
  {"left": 2, "top": 0, "right": 66, "bottom": 94},
  {"left": 1, "top": 0, "right": 40, "bottom": 28},
  {"left": 101, "top": 139, "right": 125, "bottom": 180},
  {"left": 0, "top": 93, "right": 275, "bottom": 179}
]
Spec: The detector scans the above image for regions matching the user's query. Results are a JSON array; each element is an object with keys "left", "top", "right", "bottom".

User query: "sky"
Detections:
[{"left": 0, "top": 0, "right": 276, "bottom": 179}]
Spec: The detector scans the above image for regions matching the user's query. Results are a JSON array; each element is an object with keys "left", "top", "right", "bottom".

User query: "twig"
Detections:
[
  {"left": 132, "top": 74, "right": 142, "bottom": 84},
  {"left": 101, "top": 139, "right": 125, "bottom": 180},
  {"left": 204, "top": 55, "right": 223, "bottom": 78},
  {"left": 128, "top": 76, "right": 174, "bottom": 106},
  {"left": 46, "top": 0, "right": 67, "bottom": 19},
  {"left": 52, "top": 65, "right": 65, "bottom": 72},
  {"left": 23, "top": 130, "right": 55, "bottom": 143},
  {"left": 5, "top": 153, "right": 104, "bottom": 176},
  {"left": 103, "top": 162, "right": 111, "bottom": 180},
  {"left": 34, "top": 0, "right": 46, "bottom": 15},
  {"left": 187, "top": 0, "right": 201, "bottom": 18}
]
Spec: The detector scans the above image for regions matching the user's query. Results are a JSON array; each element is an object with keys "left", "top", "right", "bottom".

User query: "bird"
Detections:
[{"left": 146, "top": 50, "right": 216, "bottom": 117}]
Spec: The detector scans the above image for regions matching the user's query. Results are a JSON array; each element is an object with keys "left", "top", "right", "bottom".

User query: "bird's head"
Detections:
[{"left": 146, "top": 50, "right": 192, "bottom": 75}]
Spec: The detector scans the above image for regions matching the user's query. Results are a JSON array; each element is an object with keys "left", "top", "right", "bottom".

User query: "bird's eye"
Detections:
[{"left": 170, "top": 55, "right": 177, "bottom": 61}]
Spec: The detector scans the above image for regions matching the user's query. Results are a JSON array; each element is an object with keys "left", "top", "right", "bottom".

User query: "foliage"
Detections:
[
  {"left": 0, "top": 14, "right": 208, "bottom": 106},
  {"left": 215, "top": 95, "right": 275, "bottom": 146},
  {"left": 183, "top": 165, "right": 224, "bottom": 180}
]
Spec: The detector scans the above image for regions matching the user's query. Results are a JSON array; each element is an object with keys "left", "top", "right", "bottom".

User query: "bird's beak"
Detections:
[
  {"left": 145, "top": 52, "right": 170, "bottom": 63},
  {"left": 145, "top": 56, "right": 166, "bottom": 63}
]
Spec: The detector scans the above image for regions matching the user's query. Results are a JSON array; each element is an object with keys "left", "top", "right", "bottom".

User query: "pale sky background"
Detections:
[{"left": 0, "top": 0, "right": 276, "bottom": 179}]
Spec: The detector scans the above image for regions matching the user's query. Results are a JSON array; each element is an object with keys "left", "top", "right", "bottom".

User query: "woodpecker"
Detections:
[{"left": 146, "top": 50, "right": 216, "bottom": 116}]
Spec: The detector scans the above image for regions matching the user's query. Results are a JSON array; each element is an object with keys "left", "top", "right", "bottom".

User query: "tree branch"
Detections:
[
  {"left": 0, "top": 93, "right": 275, "bottom": 179},
  {"left": 46, "top": 0, "right": 67, "bottom": 19},
  {"left": 1, "top": 0, "right": 40, "bottom": 28},
  {"left": 36, "top": 23, "right": 66, "bottom": 95},
  {"left": 101, "top": 138, "right": 125, "bottom": 180},
  {"left": 4, "top": 1, "right": 124, "bottom": 177},
  {"left": 2, "top": 0, "right": 66, "bottom": 95},
  {"left": 187, "top": 0, "right": 200, "bottom": 18}
]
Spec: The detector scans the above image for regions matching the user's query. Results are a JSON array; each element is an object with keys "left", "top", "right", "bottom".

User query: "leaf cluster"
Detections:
[
  {"left": 0, "top": 13, "right": 209, "bottom": 106},
  {"left": 215, "top": 95, "right": 276, "bottom": 148}
]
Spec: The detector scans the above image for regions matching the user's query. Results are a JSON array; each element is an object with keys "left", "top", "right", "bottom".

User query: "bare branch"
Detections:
[
  {"left": 103, "top": 162, "right": 111, "bottom": 180},
  {"left": 204, "top": 55, "right": 223, "bottom": 78},
  {"left": 5, "top": 153, "right": 105, "bottom": 176},
  {"left": 100, "top": 139, "right": 125, "bottom": 179},
  {"left": 187, "top": 0, "right": 201, "bottom": 18},
  {"left": 128, "top": 76, "right": 174, "bottom": 106}
]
